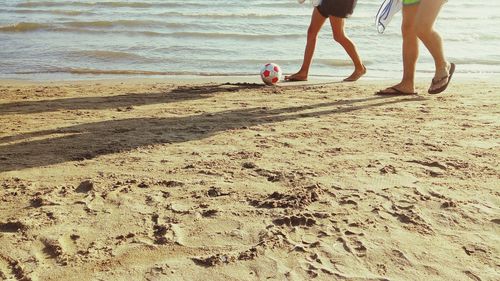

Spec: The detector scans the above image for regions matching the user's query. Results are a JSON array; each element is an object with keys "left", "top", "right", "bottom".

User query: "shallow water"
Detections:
[{"left": 0, "top": 0, "right": 498, "bottom": 80}]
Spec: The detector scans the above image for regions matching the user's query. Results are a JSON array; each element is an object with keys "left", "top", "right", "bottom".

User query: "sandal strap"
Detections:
[{"left": 432, "top": 75, "right": 450, "bottom": 84}]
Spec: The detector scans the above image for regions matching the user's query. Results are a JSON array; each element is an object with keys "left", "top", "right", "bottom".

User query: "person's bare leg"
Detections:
[
  {"left": 378, "top": 5, "right": 419, "bottom": 94},
  {"left": 329, "top": 16, "right": 366, "bottom": 82},
  {"left": 414, "top": 0, "right": 451, "bottom": 92},
  {"left": 285, "top": 8, "right": 327, "bottom": 81}
]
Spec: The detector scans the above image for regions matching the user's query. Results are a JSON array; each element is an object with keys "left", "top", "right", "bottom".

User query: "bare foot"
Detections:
[
  {"left": 284, "top": 72, "right": 308, "bottom": 82},
  {"left": 343, "top": 65, "right": 366, "bottom": 82}
]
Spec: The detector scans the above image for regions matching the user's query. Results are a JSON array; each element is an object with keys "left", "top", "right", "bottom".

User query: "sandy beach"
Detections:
[{"left": 0, "top": 78, "right": 499, "bottom": 281}]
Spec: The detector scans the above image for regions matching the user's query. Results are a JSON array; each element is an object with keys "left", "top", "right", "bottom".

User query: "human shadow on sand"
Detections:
[
  {"left": 0, "top": 83, "right": 265, "bottom": 115},
  {"left": 0, "top": 95, "right": 424, "bottom": 172}
]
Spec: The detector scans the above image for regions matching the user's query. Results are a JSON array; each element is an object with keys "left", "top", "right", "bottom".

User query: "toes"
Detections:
[{"left": 285, "top": 74, "right": 307, "bottom": 82}]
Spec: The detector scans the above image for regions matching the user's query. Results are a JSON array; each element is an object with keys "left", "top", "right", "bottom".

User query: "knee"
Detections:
[
  {"left": 401, "top": 22, "right": 416, "bottom": 38},
  {"left": 414, "top": 24, "right": 434, "bottom": 40},
  {"left": 333, "top": 31, "right": 346, "bottom": 43}
]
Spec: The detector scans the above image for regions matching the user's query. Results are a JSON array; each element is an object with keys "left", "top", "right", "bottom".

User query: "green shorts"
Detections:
[{"left": 403, "top": 0, "right": 420, "bottom": 5}]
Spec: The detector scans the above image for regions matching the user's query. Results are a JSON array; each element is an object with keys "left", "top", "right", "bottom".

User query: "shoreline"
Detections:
[{"left": 1, "top": 72, "right": 498, "bottom": 86}]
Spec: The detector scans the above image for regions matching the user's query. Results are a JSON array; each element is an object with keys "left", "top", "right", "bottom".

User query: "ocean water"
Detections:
[{"left": 0, "top": 0, "right": 499, "bottom": 80}]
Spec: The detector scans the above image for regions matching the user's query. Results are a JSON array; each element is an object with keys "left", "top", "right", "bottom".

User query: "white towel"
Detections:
[{"left": 375, "top": 0, "right": 402, "bottom": 33}]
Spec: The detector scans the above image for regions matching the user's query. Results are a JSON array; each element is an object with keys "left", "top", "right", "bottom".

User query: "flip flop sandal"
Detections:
[
  {"left": 375, "top": 87, "right": 417, "bottom": 96},
  {"left": 428, "top": 63, "right": 456, "bottom": 95}
]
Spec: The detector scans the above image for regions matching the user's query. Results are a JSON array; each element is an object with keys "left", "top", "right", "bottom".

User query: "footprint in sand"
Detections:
[
  {"left": 0, "top": 254, "right": 27, "bottom": 281},
  {"left": 151, "top": 214, "right": 185, "bottom": 246},
  {"left": 206, "top": 186, "right": 230, "bottom": 197},
  {"left": 390, "top": 204, "right": 433, "bottom": 234},
  {"left": 337, "top": 236, "right": 367, "bottom": 257},
  {"left": 250, "top": 190, "right": 320, "bottom": 209},
  {"left": 30, "top": 196, "right": 59, "bottom": 208},
  {"left": 407, "top": 159, "right": 447, "bottom": 170},
  {"left": 390, "top": 249, "right": 413, "bottom": 267},
  {"left": 490, "top": 218, "right": 500, "bottom": 224},
  {"left": 145, "top": 264, "right": 172, "bottom": 278},
  {"left": 250, "top": 184, "right": 323, "bottom": 209},
  {"left": 379, "top": 165, "right": 397, "bottom": 174},
  {"left": 273, "top": 214, "right": 316, "bottom": 227},
  {"left": 75, "top": 180, "right": 94, "bottom": 193},
  {"left": 38, "top": 235, "right": 76, "bottom": 266},
  {"left": 464, "top": 270, "right": 482, "bottom": 281},
  {"left": 193, "top": 247, "right": 259, "bottom": 267},
  {"left": 0, "top": 220, "right": 26, "bottom": 233},
  {"left": 338, "top": 195, "right": 360, "bottom": 208},
  {"left": 462, "top": 243, "right": 490, "bottom": 257},
  {"left": 192, "top": 253, "right": 235, "bottom": 267},
  {"left": 254, "top": 168, "right": 287, "bottom": 183}
]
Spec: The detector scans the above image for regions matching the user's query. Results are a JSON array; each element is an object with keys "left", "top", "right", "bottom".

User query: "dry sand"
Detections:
[{"left": 0, "top": 78, "right": 499, "bottom": 281}]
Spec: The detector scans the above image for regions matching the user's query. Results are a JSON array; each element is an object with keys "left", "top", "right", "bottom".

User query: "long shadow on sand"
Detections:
[
  {"left": 0, "top": 94, "right": 424, "bottom": 172},
  {"left": 0, "top": 83, "right": 264, "bottom": 115}
]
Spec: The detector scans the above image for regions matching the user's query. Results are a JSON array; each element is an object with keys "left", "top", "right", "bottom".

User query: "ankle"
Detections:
[
  {"left": 435, "top": 61, "right": 450, "bottom": 74},
  {"left": 398, "top": 80, "right": 414, "bottom": 90},
  {"left": 356, "top": 65, "right": 366, "bottom": 72}
]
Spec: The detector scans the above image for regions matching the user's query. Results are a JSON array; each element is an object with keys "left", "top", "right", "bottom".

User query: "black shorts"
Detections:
[{"left": 317, "top": 0, "right": 357, "bottom": 18}]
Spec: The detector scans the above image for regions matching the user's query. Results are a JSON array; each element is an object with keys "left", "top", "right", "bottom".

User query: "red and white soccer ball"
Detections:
[{"left": 260, "top": 63, "right": 282, "bottom": 86}]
